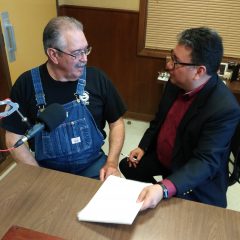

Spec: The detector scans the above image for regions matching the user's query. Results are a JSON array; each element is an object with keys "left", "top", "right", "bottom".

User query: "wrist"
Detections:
[
  {"left": 105, "top": 159, "right": 118, "bottom": 168},
  {"left": 157, "top": 182, "right": 169, "bottom": 199}
]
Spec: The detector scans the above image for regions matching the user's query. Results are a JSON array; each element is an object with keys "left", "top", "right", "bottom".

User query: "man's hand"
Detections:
[
  {"left": 127, "top": 147, "right": 145, "bottom": 168},
  {"left": 99, "top": 161, "right": 121, "bottom": 181},
  {"left": 137, "top": 184, "right": 163, "bottom": 211}
]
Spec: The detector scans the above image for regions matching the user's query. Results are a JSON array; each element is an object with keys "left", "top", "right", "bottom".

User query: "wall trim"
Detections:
[{"left": 59, "top": 4, "right": 138, "bottom": 14}]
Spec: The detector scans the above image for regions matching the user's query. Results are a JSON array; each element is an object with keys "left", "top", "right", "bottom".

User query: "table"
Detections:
[{"left": 0, "top": 163, "right": 240, "bottom": 240}]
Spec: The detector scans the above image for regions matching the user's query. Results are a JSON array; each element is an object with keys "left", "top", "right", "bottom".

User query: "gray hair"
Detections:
[{"left": 43, "top": 16, "right": 83, "bottom": 54}]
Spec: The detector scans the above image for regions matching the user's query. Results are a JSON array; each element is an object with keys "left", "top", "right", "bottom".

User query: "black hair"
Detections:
[{"left": 177, "top": 27, "right": 223, "bottom": 75}]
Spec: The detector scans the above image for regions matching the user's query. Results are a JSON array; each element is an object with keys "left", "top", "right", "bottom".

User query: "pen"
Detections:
[{"left": 120, "top": 153, "right": 137, "bottom": 161}]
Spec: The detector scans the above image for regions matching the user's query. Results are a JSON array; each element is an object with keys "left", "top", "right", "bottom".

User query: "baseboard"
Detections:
[{"left": 124, "top": 111, "right": 153, "bottom": 122}]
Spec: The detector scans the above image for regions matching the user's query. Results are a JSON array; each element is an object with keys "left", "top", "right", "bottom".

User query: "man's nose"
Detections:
[{"left": 79, "top": 54, "right": 87, "bottom": 62}]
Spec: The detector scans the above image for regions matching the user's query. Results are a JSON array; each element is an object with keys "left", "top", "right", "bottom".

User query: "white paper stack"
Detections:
[{"left": 77, "top": 175, "right": 151, "bottom": 225}]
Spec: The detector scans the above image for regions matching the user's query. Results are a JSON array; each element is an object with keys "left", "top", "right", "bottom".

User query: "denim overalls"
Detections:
[{"left": 31, "top": 67, "right": 106, "bottom": 178}]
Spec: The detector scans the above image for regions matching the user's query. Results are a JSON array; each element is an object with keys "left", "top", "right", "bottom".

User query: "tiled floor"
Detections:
[{"left": 103, "top": 118, "right": 240, "bottom": 212}]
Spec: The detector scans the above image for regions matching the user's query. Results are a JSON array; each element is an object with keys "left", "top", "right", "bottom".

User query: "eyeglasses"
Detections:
[
  {"left": 54, "top": 46, "right": 92, "bottom": 59},
  {"left": 166, "top": 49, "right": 199, "bottom": 70}
]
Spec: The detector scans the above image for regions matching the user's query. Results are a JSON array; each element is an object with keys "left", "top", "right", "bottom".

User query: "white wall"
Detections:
[{"left": 0, "top": 0, "right": 57, "bottom": 83}]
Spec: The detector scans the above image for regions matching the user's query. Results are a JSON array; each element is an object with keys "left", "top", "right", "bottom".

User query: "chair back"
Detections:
[{"left": 228, "top": 122, "right": 240, "bottom": 186}]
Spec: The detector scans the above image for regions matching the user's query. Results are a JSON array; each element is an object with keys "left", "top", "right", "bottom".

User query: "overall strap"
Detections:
[
  {"left": 31, "top": 67, "right": 46, "bottom": 109},
  {"left": 75, "top": 66, "right": 86, "bottom": 103}
]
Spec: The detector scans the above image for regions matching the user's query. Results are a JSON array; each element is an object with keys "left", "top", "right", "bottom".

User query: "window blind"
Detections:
[{"left": 145, "top": 0, "right": 240, "bottom": 59}]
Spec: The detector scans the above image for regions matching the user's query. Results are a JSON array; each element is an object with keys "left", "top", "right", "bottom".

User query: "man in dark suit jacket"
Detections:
[{"left": 120, "top": 27, "right": 240, "bottom": 210}]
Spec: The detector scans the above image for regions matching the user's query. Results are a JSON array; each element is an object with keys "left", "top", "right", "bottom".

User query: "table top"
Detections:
[{"left": 0, "top": 163, "right": 240, "bottom": 240}]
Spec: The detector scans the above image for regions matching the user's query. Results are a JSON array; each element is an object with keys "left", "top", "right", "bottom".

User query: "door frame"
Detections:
[{"left": 0, "top": 21, "right": 12, "bottom": 162}]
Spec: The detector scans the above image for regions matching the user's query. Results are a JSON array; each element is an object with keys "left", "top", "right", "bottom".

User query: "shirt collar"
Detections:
[{"left": 181, "top": 80, "right": 209, "bottom": 100}]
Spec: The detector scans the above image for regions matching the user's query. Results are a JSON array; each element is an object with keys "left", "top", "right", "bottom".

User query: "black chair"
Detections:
[{"left": 228, "top": 122, "right": 240, "bottom": 186}]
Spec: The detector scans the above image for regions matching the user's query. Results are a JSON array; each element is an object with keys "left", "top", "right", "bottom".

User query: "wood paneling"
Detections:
[{"left": 58, "top": 5, "right": 166, "bottom": 121}]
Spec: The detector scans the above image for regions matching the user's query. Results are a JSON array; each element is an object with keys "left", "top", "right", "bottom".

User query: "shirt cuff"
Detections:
[{"left": 161, "top": 179, "right": 176, "bottom": 198}]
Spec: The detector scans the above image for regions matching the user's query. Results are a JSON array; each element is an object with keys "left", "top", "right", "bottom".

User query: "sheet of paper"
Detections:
[{"left": 77, "top": 175, "right": 151, "bottom": 225}]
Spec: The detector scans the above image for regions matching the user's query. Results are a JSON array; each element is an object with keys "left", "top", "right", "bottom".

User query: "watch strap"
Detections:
[{"left": 157, "top": 182, "right": 169, "bottom": 199}]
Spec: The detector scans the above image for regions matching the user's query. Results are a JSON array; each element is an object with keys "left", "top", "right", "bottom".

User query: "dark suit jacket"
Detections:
[{"left": 139, "top": 74, "right": 240, "bottom": 207}]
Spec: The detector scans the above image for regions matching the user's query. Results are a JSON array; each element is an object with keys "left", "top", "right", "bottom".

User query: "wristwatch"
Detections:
[{"left": 157, "top": 182, "right": 168, "bottom": 199}]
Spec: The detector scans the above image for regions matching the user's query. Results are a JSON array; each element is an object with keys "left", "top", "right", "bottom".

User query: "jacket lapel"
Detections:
[{"left": 172, "top": 75, "right": 218, "bottom": 161}]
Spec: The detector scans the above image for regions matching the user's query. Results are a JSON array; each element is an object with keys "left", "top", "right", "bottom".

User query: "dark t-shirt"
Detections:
[{"left": 1, "top": 64, "right": 126, "bottom": 144}]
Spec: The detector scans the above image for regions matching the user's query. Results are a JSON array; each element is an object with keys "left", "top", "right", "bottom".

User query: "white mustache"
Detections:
[{"left": 75, "top": 62, "right": 86, "bottom": 68}]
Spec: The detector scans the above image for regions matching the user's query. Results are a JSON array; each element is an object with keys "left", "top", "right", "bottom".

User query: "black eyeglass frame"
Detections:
[
  {"left": 54, "top": 46, "right": 92, "bottom": 59},
  {"left": 167, "top": 49, "right": 200, "bottom": 69}
]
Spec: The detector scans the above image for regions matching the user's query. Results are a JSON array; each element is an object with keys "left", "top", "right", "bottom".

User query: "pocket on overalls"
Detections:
[{"left": 40, "top": 118, "right": 93, "bottom": 158}]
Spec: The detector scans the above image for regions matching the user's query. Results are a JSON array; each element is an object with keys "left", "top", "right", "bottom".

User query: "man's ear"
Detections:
[
  {"left": 197, "top": 65, "right": 207, "bottom": 76},
  {"left": 47, "top": 48, "right": 59, "bottom": 64},
  {"left": 193, "top": 65, "right": 207, "bottom": 80}
]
